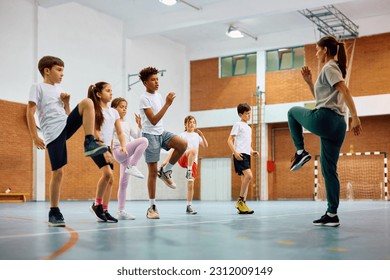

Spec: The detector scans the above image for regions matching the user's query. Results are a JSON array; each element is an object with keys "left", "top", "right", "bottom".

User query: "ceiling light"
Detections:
[
  {"left": 159, "top": 0, "right": 201, "bottom": 10},
  {"left": 159, "top": 0, "right": 177, "bottom": 6},
  {"left": 226, "top": 26, "right": 244, "bottom": 38},
  {"left": 226, "top": 25, "right": 258, "bottom": 41}
]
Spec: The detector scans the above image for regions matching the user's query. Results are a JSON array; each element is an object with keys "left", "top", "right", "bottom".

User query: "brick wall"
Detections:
[
  {"left": 0, "top": 100, "right": 33, "bottom": 197},
  {"left": 266, "top": 33, "right": 390, "bottom": 104},
  {"left": 267, "top": 115, "right": 390, "bottom": 199},
  {"left": 191, "top": 32, "right": 390, "bottom": 201},
  {"left": 191, "top": 58, "right": 257, "bottom": 110}
]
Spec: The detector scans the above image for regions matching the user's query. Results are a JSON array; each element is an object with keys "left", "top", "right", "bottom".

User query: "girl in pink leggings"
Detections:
[{"left": 111, "top": 98, "right": 149, "bottom": 220}]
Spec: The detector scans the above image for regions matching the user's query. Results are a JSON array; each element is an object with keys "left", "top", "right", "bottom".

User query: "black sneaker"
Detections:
[
  {"left": 48, "top": 209, "right": 66, "bottom": 227},
  {"left": 90, "top": 203, "right": 107, "bottom": 222},
  {"left": 186, "top": 205, "right": 197, "bottom": 215},
  {"left": 84, "top": 137, "right": 108, "bottom": 157},
  {"left": 290, "top": 150, "right": 311, "bottom": 171},
  {"left": 104, "top": 210, "right": 118, "bottom": 223},
  {"left": 313, "top": 213, "right": 340, "bottom": 227}
]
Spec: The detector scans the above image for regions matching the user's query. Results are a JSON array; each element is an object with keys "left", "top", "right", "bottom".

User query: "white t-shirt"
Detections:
[
  {"left": 99, "top": 107, "right": 120, "bottom": 146},
  {"left": 230, "top": 121, "right": 252, "bottom": 155},
  {"left": 179, "top": 131, "right": 203, "bottom": 163},
  {"left": 314, "top": 60, "right": 346, "bottom": 116},
  {"left": 28, "top": 82, "right": 67, "bottom": 145},
  {"left": 139, "top": 91, "right": 164, "bottom": 135},
  {"left": 112, "top": 121, "right": 141, "bottom": 147}
]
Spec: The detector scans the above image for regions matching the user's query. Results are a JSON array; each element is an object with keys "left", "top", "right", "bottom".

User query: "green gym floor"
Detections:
[{"left": 0, "top": 200, "right": 389, "bottom": 260}]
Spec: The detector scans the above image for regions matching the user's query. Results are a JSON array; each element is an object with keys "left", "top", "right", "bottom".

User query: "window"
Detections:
[
  {"left": 220, "top": 53, "right": 256, "bottom": 77},
  {"left": 266, "top": 46, "right": 304, "bottom": 72}
]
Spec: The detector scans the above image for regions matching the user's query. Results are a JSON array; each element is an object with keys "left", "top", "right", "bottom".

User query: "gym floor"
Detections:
[{"left": 0, "top": 200, "right": 389, "bottom": 260}]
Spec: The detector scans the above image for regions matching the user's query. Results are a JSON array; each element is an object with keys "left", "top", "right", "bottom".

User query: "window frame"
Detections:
[
  {"left": 220, "top": 52, "right": 257, "bottom": 78},
  {"left": 266, "top": 46, "right": 304, "bottom": 72}
]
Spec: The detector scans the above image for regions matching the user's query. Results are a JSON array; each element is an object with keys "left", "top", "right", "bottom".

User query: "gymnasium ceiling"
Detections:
[{"left": 37, "top": 0, "right": 390, "bottom": 59}]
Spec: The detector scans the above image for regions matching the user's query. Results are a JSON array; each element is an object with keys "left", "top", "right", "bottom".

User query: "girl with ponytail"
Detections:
[
  {"left": 287, "top": 35, "right": 362, "bottom": 227},
  {"left": 87, "top": 82, "right": 128, "bottom": 223}
]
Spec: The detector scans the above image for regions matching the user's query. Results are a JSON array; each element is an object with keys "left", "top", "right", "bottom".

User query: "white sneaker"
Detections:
[
  {"left": 185, "top": 170, "right": 194, "bottom": 182},
  {"left": 125, "top": 165, "right": 144, "bottom": 179},
  {"left": 116, "top": 210, "right": 136, "bottom": 220}
]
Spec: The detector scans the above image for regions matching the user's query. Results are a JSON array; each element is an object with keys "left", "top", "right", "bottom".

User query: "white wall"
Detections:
[
  {"left": 125, "top": 35, "right": 189, "bottom": 200},
  {"left": 37, "top": 2, "right": 125, "bottom": 103},
  {"left": 0, "top": 0, "right": 189, "bottom": 201},
  {"left": 0, "top": 0, "right": 36, "bottom": 103}
]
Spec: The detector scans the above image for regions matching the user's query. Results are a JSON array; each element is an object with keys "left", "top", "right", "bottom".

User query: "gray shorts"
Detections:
[{"left": 142, "top": 131, "right": 176, "bottom": 163}]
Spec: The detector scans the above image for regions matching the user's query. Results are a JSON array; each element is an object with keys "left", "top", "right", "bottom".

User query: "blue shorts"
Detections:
[
  {"left": 142, "top": 131, "right": 175, "bottom": 163},
  {"left": 46, "top": 105, "right": 82, "bottom": 171},
  {"left": 233, "top": 153, "right": 251, "bottom": 175}
]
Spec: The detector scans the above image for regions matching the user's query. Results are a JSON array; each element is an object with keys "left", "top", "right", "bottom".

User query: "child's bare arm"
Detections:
[
  {"left": 26, "top": 102, "right": 45, "bottom": 149},
  {"left": 144, "top": 92, "right": 176, "bottom": 125},
  {"left": 227, "top": 135, "right": 242, "bottom": 160}
]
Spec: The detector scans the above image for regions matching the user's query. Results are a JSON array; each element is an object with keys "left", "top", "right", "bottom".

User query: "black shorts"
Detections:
[
  {"left": 47, "top": 105, "right": 82, "bottom": 171},
  {"left": 233, "top": 153, "right": 251, "bottom": 175},
  {"left": 91, "top": 147, "right": 113, "bottom": 170}
]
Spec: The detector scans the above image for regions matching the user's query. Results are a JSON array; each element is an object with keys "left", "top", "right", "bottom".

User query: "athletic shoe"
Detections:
[
  {"left": 185, "top": 170, "right": 194, "bottom": 182},
  {"left": 235, "top": 200, "right": 254, "bottom": 214},
  {"left": 84, "top": 137, "right": 108, "bottom": 157},
  {"left": 242, "top": 201, "right": 254, "bottom": 214},
  {"left": 146, "top": 205, "right": 160, "bottom": 219},
  {"left": 313, "top": 213, "right": 340, "bottom": 227},
  {"left": 125, "top": 165, "right": 144, "bottom": 179},
  {"left": 116, "top": 210, "right": 136, "bottom": 220},
  {"left": 186, "top": 205, "right": 197, "bottom": 215},
  {"left": 90, "top": 203, "right": 107, "bottom": 222},
  {"left": 290, "top": 150, "right": 311, "bottom": 171},
  {"left": 236, "top": 200, "right": 249, "bottom": 214},
  {"left": 104, "top": 210, "right": 118, "bottom": 223},
  {"left": 157, "top": 167, "right": 177, "bottom": 189},
  {"left": 48, "top": 209, "right": 66, "bottom": 227}
]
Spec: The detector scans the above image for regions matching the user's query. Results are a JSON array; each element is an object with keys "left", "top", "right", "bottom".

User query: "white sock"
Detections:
[
  {"left": 327, "top": 212, "right": 337, "bottom": 217},
  {"left": 150, "top": 199, "right": 155, "bottom": 206},
  {"left": 297, "top": 149, "right": 304, "bottom": 155},
  {"left": 187, "top": 201, "right": 191, "bottom": 206},
  {"left": 163, "top": 163, "right": 174, "bottom": 172}
]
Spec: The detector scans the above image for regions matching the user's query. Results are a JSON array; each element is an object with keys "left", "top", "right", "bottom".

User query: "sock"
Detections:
[
  {"left": 150, "top": 199, "right": 155, "bottom": 206},
  {"left": 103, "top": 205, "right": 108, "bottom": 211},
  {"left": 187, "top": 201, "right": 191, "bottom": 206},
  {"left": 297, "top": 149, "right": 304, "bottom": 155},
  {"left": 327, "top": 212, "right": 337, "bottom": 217},
  {"left": 163, "top": 163, "right": 174, "bottom": 172},
  {"left": 95, "top": 198, "right": 103, "bottom": 205},
  {"left": 50, "top": 207, "right": 60, "bottom": 212},
  {"left": 85, "top": 135, "right": 94, "bottom": 141},
  {"left": 239, "top": 196, "right": 244, "bottom": 201}
]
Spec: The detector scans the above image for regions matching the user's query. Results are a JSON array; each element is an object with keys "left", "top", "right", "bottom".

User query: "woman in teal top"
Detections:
[{"left": 288, "top": 35, "right": 363, "bottom": 227}]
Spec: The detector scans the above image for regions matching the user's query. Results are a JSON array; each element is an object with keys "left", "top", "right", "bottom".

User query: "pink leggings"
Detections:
[{"left": 113, "top": 137, "right": 149, "bottom": 210}]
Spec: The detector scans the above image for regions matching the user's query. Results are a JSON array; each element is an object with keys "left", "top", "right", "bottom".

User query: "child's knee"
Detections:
[
  {"left": 102, "top": 169, "right": 114, "bottom": 181},
  {"left": 187, "top": 148, "right": 196, "bottom": 156},
  {"left": 177, "top": 139, "right": 187, "bottom": 152}
]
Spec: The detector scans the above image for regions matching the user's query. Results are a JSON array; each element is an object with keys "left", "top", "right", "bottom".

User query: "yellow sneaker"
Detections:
[
  {"left": 242, "top": 201, "right": 254, "bottom": 214},
  {"left": 235, "top": 200, "right": 254, "bottom": 214},
  {"left": 235, "top": 200, "right": 247, "bottom": 214}
]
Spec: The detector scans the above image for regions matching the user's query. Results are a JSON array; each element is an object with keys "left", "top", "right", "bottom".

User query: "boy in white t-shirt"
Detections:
[
  {"left": 227, "top": 103, "right": 259, "bottom": 214},
  {"left": 138, "top": 67, "right": 187, "bottom": 219},
  {"left": 26, "top": 56, "right": 108, "bottom": 227},
  {"left": 161, "top": 115, "right": 208, "bottom": 214}
]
